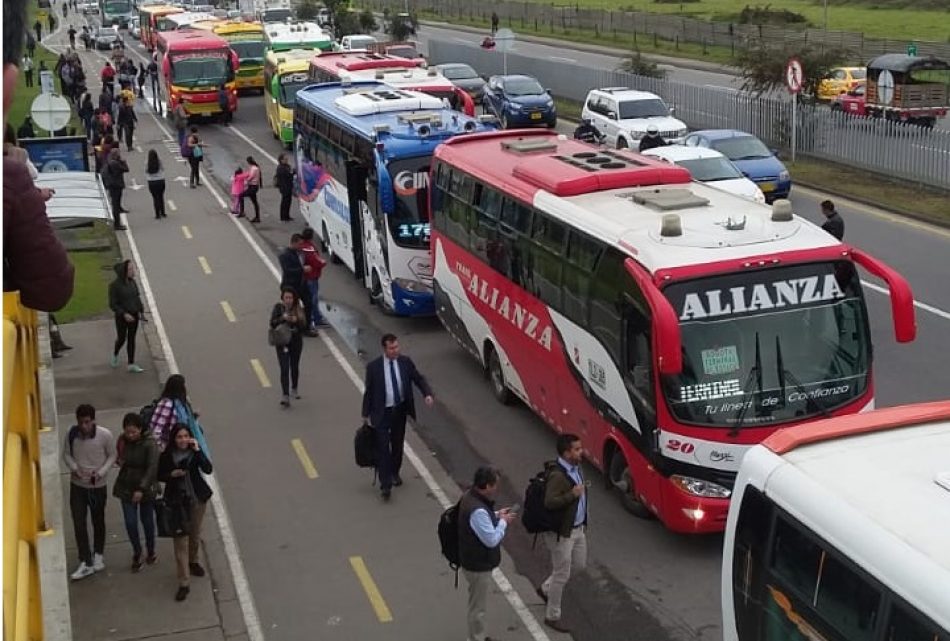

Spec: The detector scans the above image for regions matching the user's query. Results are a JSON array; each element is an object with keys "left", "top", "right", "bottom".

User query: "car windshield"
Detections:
[
  {"left": 277, "top": 72, "right": 309, "bottom": 107},
  {"left": 676, "top": 157, "right": 743, "bottom": 182},
  {"left": 851, "top": 69, "right": 866, "bottom": 80},
  {"left": 661, "top": 262, "right": 870, "bottom": 428},
  {"left": 169, "top": 55, "right": 228, "bottom": 88},
  {"left": 98, "top": 28, "right": 118, "bottom": 37},
  {"left": 618, "top": 98, "right": 668, "bottom": 119},
  {"left": 104, "top": 0, "right": 131, "bottom": 11},
  {"left": 387, "top": 156, "right": 432, "bottom": 249},
  {"left": 711, "top": 135, "right": 772, "bottom": 161},
  {"left": 230, "top": 41, "right": 265, "bottom": 61},
  {"left": 442, "top": 64, "right": 476, "bottom": 80},
  {"left": 505, "top": 78, "right": 544, "bottom": 96}
]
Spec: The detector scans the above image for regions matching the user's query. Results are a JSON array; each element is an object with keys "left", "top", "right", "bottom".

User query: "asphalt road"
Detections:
[{"left": 63, "top": 21, "right": 950, "bottom": 641}]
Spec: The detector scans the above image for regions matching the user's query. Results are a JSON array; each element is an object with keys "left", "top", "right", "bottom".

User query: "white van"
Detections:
[{"left": 340, "top": 34, "right": 378, "bottom": 51}]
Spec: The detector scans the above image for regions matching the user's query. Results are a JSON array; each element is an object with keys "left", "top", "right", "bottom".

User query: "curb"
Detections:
[{"left": 418, "top": 18, "right": 737, "bottom": 76}]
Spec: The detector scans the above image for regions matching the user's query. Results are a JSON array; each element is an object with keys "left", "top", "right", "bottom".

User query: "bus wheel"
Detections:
[
  {"left": 486, "top": 345, "right": 513, "bottom": 405},
  {"left": 607, "top": 448, "right": 653, "bottom": 519}
]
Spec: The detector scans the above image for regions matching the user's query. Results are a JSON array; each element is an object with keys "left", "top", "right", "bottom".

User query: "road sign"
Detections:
[
  {"left": 494, "top": 28, "right": 515, "bottom": 52},
  {"left": 907, "top": 43, "right": 918, "bottom": 57},
  {"left": 30, "top": 93, "right": 71, "bottom": 133},
  {"left": 39, "top": 70, "right": 55, "bottom": 94},
  {"left": 785, "top": 57, "right": 804, "bottom": 94}
]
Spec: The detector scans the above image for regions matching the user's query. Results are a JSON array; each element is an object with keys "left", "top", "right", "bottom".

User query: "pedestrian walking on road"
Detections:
[
  {"left": 34, "top": 20, "right": 42, "bottom": 43},
  {"left": 149, "top": 374, "right": 210, "bottom": 454},
  {"left": 68, "top": 24, "right": 76, "bottom": 48},
  {"left": 270, "top": 286, "right": 307, "bottom": 407},
  {"left": 26, "top": 31, "right": 36, "bottom": 58},
  {"left": 146, "top": 149, "right": 167, "bottom": 219},
  {"left": 113, "top": 412, "right": 159, "bottom": 572},
  {"left": 184, "top": 126, "right": 205, "bottom": 188},
  {"left": 361, "top": 333, "right": 434, "bottom": 500},
  {"left": 536, "top": 433, "right": 588, "bottom": 634},
  {"left": 117, "top": 97, "right": 137, "bottom": 151},
  {"left": 102, "top": 147, "right": 129, "bottom": 229},
  {"left": 217, "top": 83, "right": 232, "bottom": 124},
  {"left": 137, "top": 62, "right": 146, "bottom": 99},
  {"left": 820, "top": 199, "right": 844, "bottom": 241},
  {"left": 279, "top": 231, "right": 305, "bottom": 291},
  {"left": 459, "top": 466, "right": 515, "bottom": 641},
  {"left": 491, "top": 11, "right": 499, "bottom": 35},
  {"left": 148, "top": 56, "right": 160, "bottom": 110},
  {"left": 300, "top": 227, "right": 328, "bottom": 331},
  {"left": 78, "top": 92, "right": 94, "bottom": 140},
  {"left": 274, "top": 152, "right": 295, "bottom": 221},
  {"left": 158, "top": 424, "right": 213, "bottom": 602},
  {"left": 173, "top": 102, "right": 188, "bottom": 148},
  {"left": 108, "top": 259, "right": 145, "bottom": 371},
  {"left": 241, "top": 155, "right": 262, "bottom": 222},
  {"left": 22, "top": 53, "right": 34, "bottom": 87},
  {"left": 63, "top": 404, "right": 117, "bottom": 580}
]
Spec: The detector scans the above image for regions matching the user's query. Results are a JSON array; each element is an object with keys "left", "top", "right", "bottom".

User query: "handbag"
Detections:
[
  {"left": 268, "top": 322, "right": 293, "bottom": 347},
  {"left": 193, "top": 144, "right": 203, "bottom": 159},
  {"left": 354, "top": 422, "right": 377, "bottom": 468},
  {"left": 155, "top": 495, "right": 190, "bottom": 538}
]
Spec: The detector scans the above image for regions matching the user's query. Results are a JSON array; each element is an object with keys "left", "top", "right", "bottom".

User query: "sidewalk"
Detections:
[{"left": 52, "top": 319, "right": 246, "bottom": 641}]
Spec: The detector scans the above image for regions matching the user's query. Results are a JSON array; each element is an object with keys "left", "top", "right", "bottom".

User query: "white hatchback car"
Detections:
[
  {"left": 641, "top": 145, "right": 766, "bottom": 203},
  {"left": 581, "top": 87, "right": 687, "bottom": 150}
]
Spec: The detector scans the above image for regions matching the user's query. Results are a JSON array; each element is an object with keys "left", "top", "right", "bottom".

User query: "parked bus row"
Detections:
[{"left": 289, "top": 79, "right": 918, "bottom": 535}]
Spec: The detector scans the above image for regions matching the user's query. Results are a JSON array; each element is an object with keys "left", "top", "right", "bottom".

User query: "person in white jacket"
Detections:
[{"left": 62, "top": 403, "right": 116, "bottom": 580}]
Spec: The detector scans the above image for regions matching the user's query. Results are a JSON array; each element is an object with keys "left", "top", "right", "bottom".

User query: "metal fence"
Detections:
[
  {"left": 428, "top": 39, "right": 950, "bottom": 189},
  {"left": 368, "top": 0, "right": 950, "bottom": 62}
]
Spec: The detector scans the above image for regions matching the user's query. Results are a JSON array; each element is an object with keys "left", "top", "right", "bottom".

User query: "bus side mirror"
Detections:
[
  {"left": 851, "top": 248, "right": 917, "bottom": 343},
  {"left": 623, "top": 258, "right": 682, "bottom": 375},
  {"left": 376, "top": 154, "right": 394, "bottom": 215}
]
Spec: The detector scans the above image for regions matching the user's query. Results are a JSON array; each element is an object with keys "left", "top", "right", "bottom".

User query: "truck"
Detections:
[{"left": 831, "top": 53, "right": 949, "bottom": 128}]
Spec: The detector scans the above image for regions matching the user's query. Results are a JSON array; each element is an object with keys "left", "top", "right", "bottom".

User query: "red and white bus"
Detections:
[
  {"left": 723, "top": 401, "right": 950, "bottom": 640},
  {"left": 157, "top": 30, "right": 239, "bottom": 118},
  {"left": 429, "top": 129, "right": 917, "bottom": 533},
  {"left": 307, "top": 51, "right": 477, "bottom": 116}
]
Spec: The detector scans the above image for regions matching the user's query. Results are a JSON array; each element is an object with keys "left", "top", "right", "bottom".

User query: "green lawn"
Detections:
[
  {"left": 56, "top": 238, "right": 119, "bottom": 324},
  {"left": 506, "top": 0, "right": 950, "bottom": 42}
]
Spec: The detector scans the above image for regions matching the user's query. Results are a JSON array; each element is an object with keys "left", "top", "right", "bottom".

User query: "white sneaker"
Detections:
[
  {"left": 71, "top": 562, "right": 95, "bottom": 580},
  {"left": 92, "top": 553, "right": 105, "bottom": 571}
]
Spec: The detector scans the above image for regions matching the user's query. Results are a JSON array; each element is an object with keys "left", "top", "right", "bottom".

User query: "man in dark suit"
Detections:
[
  {"left": 820, "top": 199, "right": 844, "bottom": 241},
  {"left": 362, "top": 333, "right": 434, "bottom": 500}
]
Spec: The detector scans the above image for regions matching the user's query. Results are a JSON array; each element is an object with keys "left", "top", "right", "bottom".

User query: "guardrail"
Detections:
[
  {"left": 428, "top": 39, "right": 950, "bottom": 189},
  {"left": 3, "top": 291, "right": 46, "bottom": 641}
]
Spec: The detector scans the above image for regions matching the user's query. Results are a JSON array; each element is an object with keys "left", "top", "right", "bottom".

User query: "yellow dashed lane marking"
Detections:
[
  {"left": 291, "top": 439, "right": 319, "bottom": 479},
  {"left": 349, "top": 556, "right": 393, "bottom": 623},
  {"left": 220, "top": 301, "right": 236, "bottom": 323},
  {"left": 198, "top": 256, "right": 212, "bottom": 274},
  {"left": 249, "top": 359, "right": 271, "bottom": 388}
]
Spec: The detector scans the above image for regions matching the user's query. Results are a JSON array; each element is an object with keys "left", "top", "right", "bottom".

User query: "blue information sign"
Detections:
[{"left": 19, "top": 136, "right": 89, "bottom": 172}]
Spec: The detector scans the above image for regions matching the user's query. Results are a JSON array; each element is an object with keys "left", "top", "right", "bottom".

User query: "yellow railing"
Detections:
[{"left": 3, "top": 291, "right": 46, "bottom": 641}]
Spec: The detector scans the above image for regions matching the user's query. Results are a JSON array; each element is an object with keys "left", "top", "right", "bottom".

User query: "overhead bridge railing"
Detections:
[{"left": 3, "top": 291, "right": 46, "bottom": 641}]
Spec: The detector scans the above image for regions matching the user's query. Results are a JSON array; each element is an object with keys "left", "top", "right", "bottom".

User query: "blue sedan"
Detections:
[
  {"left": 482, "top": 75, "right": 557, "bottom": 129},
  {"left": 684, "top": 130, "right": 791, "bottom": 202}
]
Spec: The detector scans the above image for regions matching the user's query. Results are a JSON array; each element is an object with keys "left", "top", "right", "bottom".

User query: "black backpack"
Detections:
[
  {"left": 354, "top": 423, "right": 377, "bottom": 468},
  {"left": 522, "top": 461, "right": 562, "bottom": 536},
  {"left": 437, "top": 500, "right": 461, "bottom": 587},
  {"left": 139, "top": 397, "right": 158, "bottom": 431}
]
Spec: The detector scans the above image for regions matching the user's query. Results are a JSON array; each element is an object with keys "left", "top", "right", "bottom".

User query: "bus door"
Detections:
[{"left": 345, "top": 160, "right": 369, "bottom": 282}]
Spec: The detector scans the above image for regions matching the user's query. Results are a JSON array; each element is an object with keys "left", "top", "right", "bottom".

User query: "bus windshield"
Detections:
[
  {"left": 104, "top": 0, "right": 132, "bottom": 13},
  {"left": 387, "top": 156, "right": 431, "bottom": 249},
  {"left": 169, "top": 54, "right": 228, "bottom": 88},
  {"left": 278, "top": 72, "right": 309, "bottom": 107},
  {"left": 230, "top": 41, "right": 266, "bottom": 61},
  {"left": 661, "top": 262, "right": 870, "bottom": 428}
]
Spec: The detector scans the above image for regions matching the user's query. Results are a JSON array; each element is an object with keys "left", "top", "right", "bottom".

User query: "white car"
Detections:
[
  {"left": 127, "top": 17, "right": 141, "bottom": 39},
  {"left": 581, "top": 87, "right": 687, "bottom": 150},
  {"left": 340, "top": 34, "right": 377, "bottom": 51},
  {"left": 79, "top": 0, "right": 98, "bottom": 14},
  {"left": 641, "top": 145, "right": 766, "bottom": 204}
]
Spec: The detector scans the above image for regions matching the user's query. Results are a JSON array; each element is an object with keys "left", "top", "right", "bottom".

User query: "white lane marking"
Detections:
[
  {"left": 862, "top": 281, "right": 950, "bottom": 321},
  {"left": 122, "top": 105, "right": 267, "bottom": 641},
  {"left": 453, "top": 37, "right": 470, "bottom": 43},
  {"left": 220, "top": 166, "right": 552, "bottom": 641},
  {"left": 550, "top": 56, "right": 576, "bottom": 63},
  {"left": 168, "top": 199, "right": 178, "bottom": 212},
  {"left": 225, "top": 124, "right": 279, "bottom": 165}
]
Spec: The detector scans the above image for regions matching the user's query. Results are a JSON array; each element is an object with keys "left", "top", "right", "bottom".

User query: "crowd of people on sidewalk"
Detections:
[{"left": 64, "top": 373, "right": 213, "bottom": 602}]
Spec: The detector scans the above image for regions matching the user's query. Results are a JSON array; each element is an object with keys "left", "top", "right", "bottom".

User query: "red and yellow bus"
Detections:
[
  {"left": 156, "top": 30, "right": 239, "bottom": 118},
  {"left": 139, "top": 4, "right": 183, "bottom": 51},
  {"left": 308, "top": 51, "right": 476, "bottom": 116},
  {"left": 430, "top": 129, "right": 917, "bottom": 533}
]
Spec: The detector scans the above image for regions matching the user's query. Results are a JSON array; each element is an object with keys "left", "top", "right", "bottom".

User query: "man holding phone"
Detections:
[
  {"left": 62, "top": 404, "right": 116, "bottom": 580},
  {"left": 458, "top": 466, "right": 515, "bottom": 641}
]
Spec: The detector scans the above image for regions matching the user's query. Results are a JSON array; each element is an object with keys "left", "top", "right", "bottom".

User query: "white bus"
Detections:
[{"left": 722, "top": 401, "right": 950, "bottom": 641}]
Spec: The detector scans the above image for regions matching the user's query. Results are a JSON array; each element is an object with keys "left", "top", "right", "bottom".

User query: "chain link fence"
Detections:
[{"left": 427, "top": 39, "right": 950, "bottom": 189}]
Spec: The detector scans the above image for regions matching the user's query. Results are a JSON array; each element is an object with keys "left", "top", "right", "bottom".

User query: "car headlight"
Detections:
[
  {"left": 779, "top": 170, "right": 790, "bottom": 182},
  {"left": 630, "top": 130, "right": 645, "bottom": 139},
  {"left": 670, "top": 475, "right": 732, "bottom": 499},
  {"left": 393, "top": 278, "right": 432, "bottom": 294},
  {"left": 507, "top": 102, "right": 523, "bottom": 112},
  {"left": 677, "top": 128, "right": 688, "bottom": 138}
]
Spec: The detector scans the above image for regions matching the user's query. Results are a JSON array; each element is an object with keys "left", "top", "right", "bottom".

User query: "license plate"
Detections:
[
  {"left": 530, "top": 112, "right": 542, "bottom": 120},
  {"left": 759, "top": 182, "right": 775, "bottom": 192}
]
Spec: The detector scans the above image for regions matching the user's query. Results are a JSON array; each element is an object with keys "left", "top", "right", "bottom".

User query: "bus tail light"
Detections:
[
  {"left": 624, "top": 258, "right": 682, "bottom": 375},
  {"left": 851, "top": 248, "right": 916, "bottom": 343},
  {"left": 671, "top": 475, "right": 732, "bottom": 499}
]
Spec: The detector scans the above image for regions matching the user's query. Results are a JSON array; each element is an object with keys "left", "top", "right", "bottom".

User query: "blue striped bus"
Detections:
[{"left": 293, "top": 81, "right": 496, "bottom": 316}]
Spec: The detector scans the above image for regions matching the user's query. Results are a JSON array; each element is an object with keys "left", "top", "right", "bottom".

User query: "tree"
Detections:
[
  {"left": 736, "top": 43, "right": 853, "bottom": 100},
  {"left": 385, "top": 12, "right": 418, "bottom": 41},
  {"left": 359, "top": 9, "right": 377, "bottom": 33},
  {"left": 333, "top": 10, "right": 362, "bottom": 38},
  {"left": 296, "top": 0, "right": 319, "bottom": 21},
  {"left": 617, "top": 50, "right": 666, "bottom": 79}
]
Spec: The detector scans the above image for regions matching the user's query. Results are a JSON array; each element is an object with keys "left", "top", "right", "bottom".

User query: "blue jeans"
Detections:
[
  {"left": 121, "top": 499, "right": 156, "bottom": 558},
  {"left": 308, "top": 279, "right": 324, "bottom": 325}
]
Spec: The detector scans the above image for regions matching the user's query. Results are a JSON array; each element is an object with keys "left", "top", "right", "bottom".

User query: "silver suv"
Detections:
[{"left": 581, "top": 87, "right": 688, "bottom": 149}]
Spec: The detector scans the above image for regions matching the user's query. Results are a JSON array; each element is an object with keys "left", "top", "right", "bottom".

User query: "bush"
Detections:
[
  {"left": 617, "top": 50, "right": 667, "bottom": 79},
  {"left": 738, "top": 4, "right": 807, "bottom": 25},
  {"left": 296, "top": 0, "right": 319, "bottom": 20},
  {"left": 653, "top": 0, "right": 700, "bottom": 4},
  {"left": 359, "top": 9, "right": 377, "bottom": 32}
]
